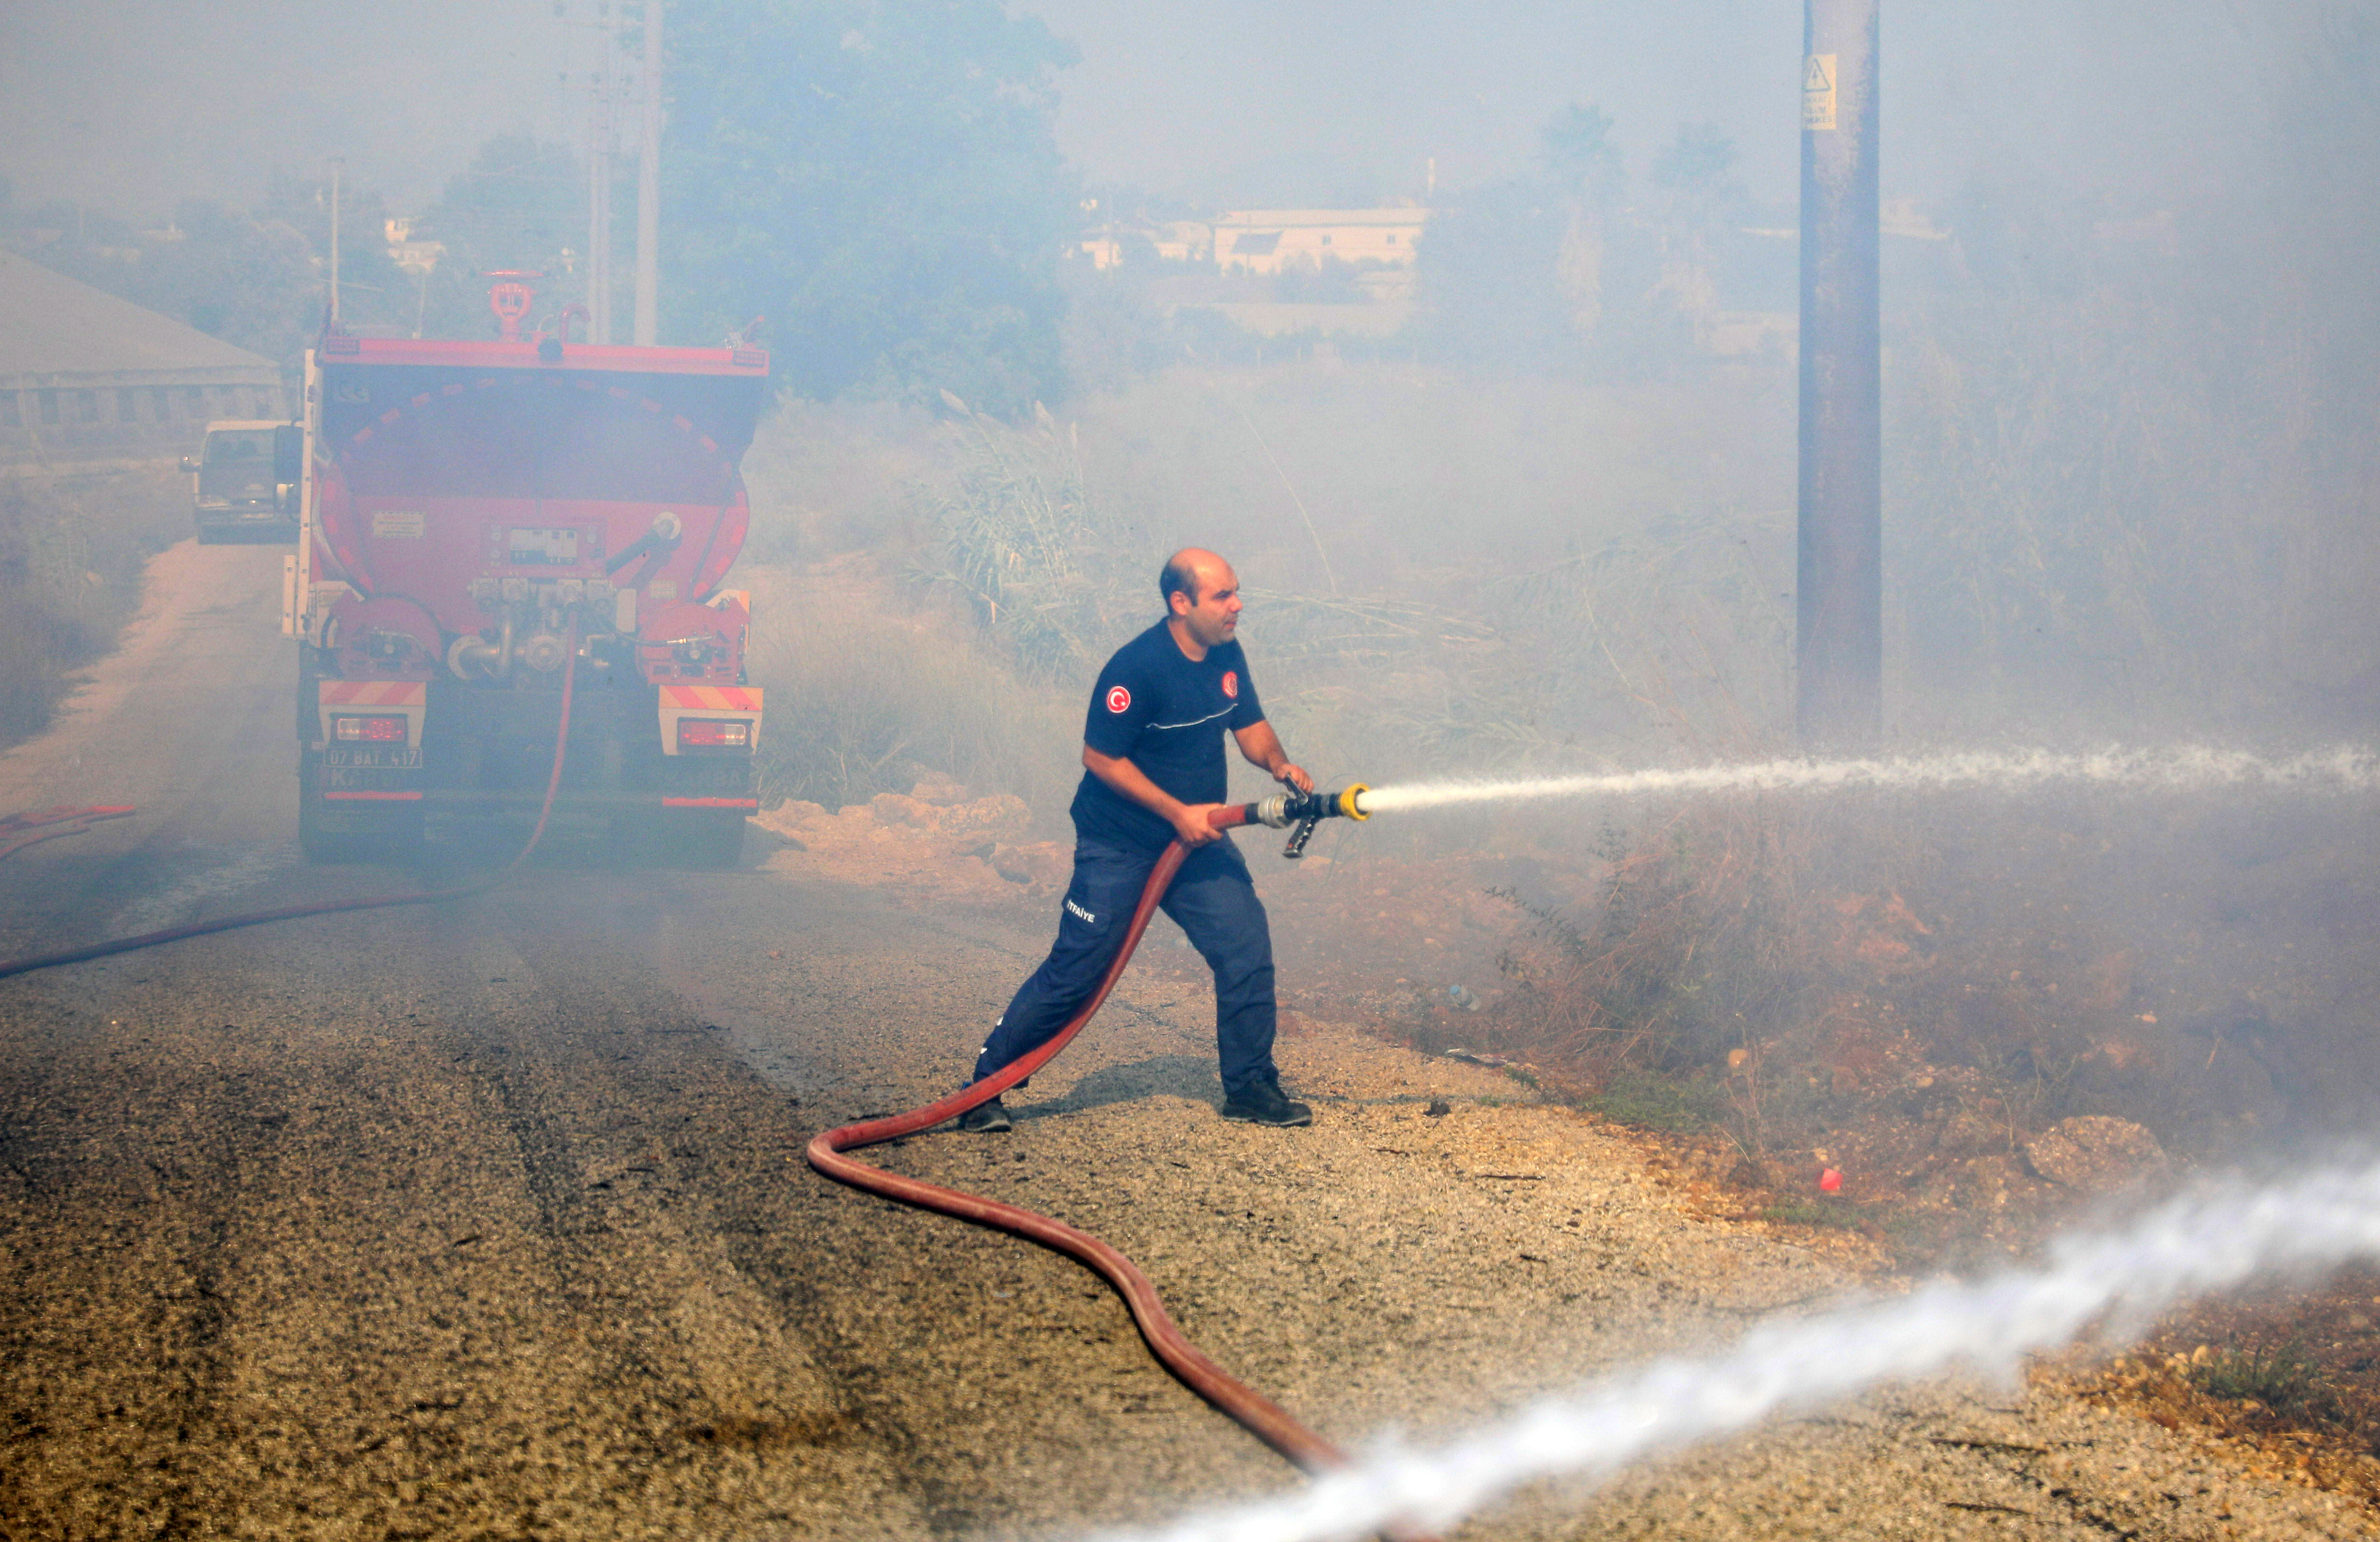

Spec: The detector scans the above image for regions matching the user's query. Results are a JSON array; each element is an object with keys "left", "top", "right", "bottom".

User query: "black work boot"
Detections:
[
  {"left": 957, "top": 1096, "right": 1013, "bottom": 1133},
  {"left": 1220, "top": 1077, "right": 1312, "bottom": 1127}
]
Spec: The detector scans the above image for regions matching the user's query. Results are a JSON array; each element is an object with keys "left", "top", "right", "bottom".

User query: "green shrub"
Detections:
[
  {"left": 2189, "top": 1340, "right": 2333, "bottom": 1419},
  {"left": 912, "top": 402, "right": 1151, "bottom": 685},
  {"left": 1758, "top": 1198, "right": 1863, "bottom": 1229},
  {"left": 1582, "top": 1068, "right": 1729, "bottom": 1134}
]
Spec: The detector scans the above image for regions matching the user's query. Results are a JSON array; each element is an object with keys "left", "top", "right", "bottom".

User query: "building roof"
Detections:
[{"left": 0, "top": 248, "right": 279, "bottom": 381}]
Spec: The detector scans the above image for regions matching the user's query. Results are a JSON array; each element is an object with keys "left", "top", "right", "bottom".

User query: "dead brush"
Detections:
[
  {"left": 1486, "top": 799, "right": 1820, "bottom": 1109},
  {"left": 1472, "top": 792, "right": 2008, "bottom": 1162}
]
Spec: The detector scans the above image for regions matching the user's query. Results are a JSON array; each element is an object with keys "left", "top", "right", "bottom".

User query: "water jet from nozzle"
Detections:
[
  {"left": 1351, "top": 745, "right": 2380, "bottom": 817},
  {"left": 1116, "top": 1158, "right": 2380, "bottom": 1542}
]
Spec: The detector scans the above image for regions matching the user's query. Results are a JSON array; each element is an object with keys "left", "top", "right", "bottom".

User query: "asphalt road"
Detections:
[{"left": 0, "top": 540, "right": 2367, "bottom": 1541}]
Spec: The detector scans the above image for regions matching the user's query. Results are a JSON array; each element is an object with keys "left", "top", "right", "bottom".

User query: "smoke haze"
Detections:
[
  {"left": 11, "top": 9, "right": 2380, "bottom": 1542},
  {"left": 1, "top": 3, "right": 2283, "bottom": 213}
]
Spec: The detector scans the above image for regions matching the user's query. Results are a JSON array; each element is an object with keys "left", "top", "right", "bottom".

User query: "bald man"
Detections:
[{"left": 959, "top": 549, "right": 1317, "bottom": 1130}]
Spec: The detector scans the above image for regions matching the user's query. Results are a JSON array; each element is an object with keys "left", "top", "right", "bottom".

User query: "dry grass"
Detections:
[
  {"left": 739, "top": 562, "right": 1080, "bottom": 825},
  {"left": 910, "top": 402, "right": 1155, "bottom": 686},
  {"left": 0, "top": 467, "right": 185, "bottom": 751},
  {"left": 1442, "top": 775, "right": 2380, "bottom": 1278}
]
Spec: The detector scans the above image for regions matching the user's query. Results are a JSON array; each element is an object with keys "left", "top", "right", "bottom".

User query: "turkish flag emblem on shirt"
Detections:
[
  {"left": 1221, "top": 671, "right": 1239, "bottom": 699},
  {"left": 1106, "top": 685, "right": 1132, "bottom": 713}
]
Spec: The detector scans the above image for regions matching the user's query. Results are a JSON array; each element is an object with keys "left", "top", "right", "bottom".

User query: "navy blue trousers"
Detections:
[{"left": 972, "top": 835, "right": 1279, "bottom": 1097}]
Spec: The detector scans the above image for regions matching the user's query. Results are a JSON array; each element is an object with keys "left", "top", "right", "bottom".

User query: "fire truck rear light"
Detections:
[
  {"left": 678, "top": 718, "right": 749, "bottom": 749},
  {"left": 333, "top": 714, "right": 408, "bottom": 743}
]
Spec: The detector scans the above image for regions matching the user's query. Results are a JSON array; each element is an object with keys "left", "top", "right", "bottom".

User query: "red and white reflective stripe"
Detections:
[
  {"left": 660, "top": 684, "right": 761, "bottom": 711},
  {"left": 318, "top": 680, "right": 427, "bottom": 707},
  {"left": 323, "top": 790, "right": 424, "bottom": 801},
  {"left": 663, "top": 796, "right": 758, "bottom": 809},
  {"left": 656, "top": 684, "right": 761, "bottom": 757}
]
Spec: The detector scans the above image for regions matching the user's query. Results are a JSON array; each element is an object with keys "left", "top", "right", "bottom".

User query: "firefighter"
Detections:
[{"left": 960, "top": 548, "right": 1316, "bottom": 1131}]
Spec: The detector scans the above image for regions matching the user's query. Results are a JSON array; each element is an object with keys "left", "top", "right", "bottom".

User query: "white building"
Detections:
[{"left": 1211, "top": 208, "right": 1429, "bottom": 275}]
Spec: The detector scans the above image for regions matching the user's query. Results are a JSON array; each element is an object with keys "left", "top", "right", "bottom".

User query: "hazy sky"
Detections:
[{"left": 0, "top": 1, "right": 2277, "bottom": 222}]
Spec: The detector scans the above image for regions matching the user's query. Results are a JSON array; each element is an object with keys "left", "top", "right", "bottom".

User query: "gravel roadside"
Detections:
[{"left": 0, "top": 539, "right": 2367, "bottom": 1539}]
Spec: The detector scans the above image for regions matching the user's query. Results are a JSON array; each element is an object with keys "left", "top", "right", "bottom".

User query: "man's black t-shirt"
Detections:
[{"left": 1070, "top": 620, "right": 1267, "bottom": 852}]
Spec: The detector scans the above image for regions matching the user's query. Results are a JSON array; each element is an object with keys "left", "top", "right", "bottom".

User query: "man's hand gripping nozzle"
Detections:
[{"left": 1242, "top": 783, "right": 1370, "bottom": 859}]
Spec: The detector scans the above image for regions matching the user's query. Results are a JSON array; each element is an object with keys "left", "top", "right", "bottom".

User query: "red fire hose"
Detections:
[
  {"left": 5, "top": 688, "right": 1403, "bottom": 1524},
  {"left": 0, "top": 640, "right": 580, "bottom": 982},
  {"left": 0, "top": 805, "right": 139, "bottom": 862},
  {"left": 807, "top": 793, "right": 1423, "bottom": 1527}
]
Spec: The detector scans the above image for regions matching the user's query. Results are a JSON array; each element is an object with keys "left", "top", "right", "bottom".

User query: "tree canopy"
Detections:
[
  {"left": 1415, "top": 102, "right": 1739, "bottom": 378},
  {"left": 412, "top": 135, "right": 589, "bottom": 340},
  {"left": 664, "top": 0, "right": 1080, "bottom": 415}
]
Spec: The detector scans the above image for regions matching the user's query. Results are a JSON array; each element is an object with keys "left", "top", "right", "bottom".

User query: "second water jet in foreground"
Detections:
[
  {"left": 1111, "top": 1159, "right": 2380, "bottom": 1542},
  {"left": 1351, "top": 744, "right": 2380, "bottom": 816}
]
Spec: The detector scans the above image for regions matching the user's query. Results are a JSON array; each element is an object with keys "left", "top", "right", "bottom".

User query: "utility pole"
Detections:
[
  {"left": 634, "top": 0, "right": 663, "bottom": 345},
  {"left": 585, "top": 6, "right": 620, "bottom": 344},
  {"left": 1795, "top": 0, "right": 1881, "bottom": 746},
  {"left": 329, "top": 158, "right": 344, "bottom": 326}
]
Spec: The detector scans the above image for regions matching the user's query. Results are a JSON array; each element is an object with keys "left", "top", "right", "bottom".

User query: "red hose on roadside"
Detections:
[
  {"left": 0, "top": 640, "right": 580, "bottom": 982},
  {"left": 9, "top": 696, "right": 1408, "bottom": 1522},
  {"left": 808, "top": 810, "right": 1430, "bottom": 1534}
]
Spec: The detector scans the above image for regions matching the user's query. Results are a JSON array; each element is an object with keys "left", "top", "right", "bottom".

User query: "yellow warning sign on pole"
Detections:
[{"left": 1803, "top": 53, "right": 1838, "bottom": 131}]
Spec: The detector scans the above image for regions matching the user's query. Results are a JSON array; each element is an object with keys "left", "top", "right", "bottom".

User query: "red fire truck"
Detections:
[{"left": 281, "top": 280, "right": 770, "bottom": 866}]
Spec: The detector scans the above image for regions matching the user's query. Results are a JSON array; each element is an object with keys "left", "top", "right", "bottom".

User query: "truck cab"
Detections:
[{"left": 184, "top": 419, "right": 301, "bottom": 543}]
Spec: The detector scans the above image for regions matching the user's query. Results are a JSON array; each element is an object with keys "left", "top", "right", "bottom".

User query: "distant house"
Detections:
[
  {"left": 0, "top": 249, "right": 286, "bottom": 472},
  {"left": 1151, "top": 221, "right": 1214, "bottom": 265},
  {"left": 1077, "top": 218, "right": 1215, "bottom": 270},
  {"left": 1074, "top": 209, "right": 1426, "bottom": 276},
  {"left": 1210, "top": 208, "right": 1430, "bottom": 275},
  {"left": 1076, "top": 227, "right": 1135, "bottom": 270},
  {"left": 1071, "top": 206, "right": 1434, "bottom": 342},
  {"left": 384, "top": 217, "right": 446, "bottom": 277}
]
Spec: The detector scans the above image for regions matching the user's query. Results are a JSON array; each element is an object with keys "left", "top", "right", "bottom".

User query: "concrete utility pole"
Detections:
[
  {"left": 328, "top": 158, "right": 344, "bottom": 326},
  {"left": 1796, "top": 0, "right": 1881, "bottom": 746},
  {"left": 634, "top": 1, "right": 663, "bottom": 346},
  {"left": 587, "top": 8, "right": 619, "bottom": 344}
]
